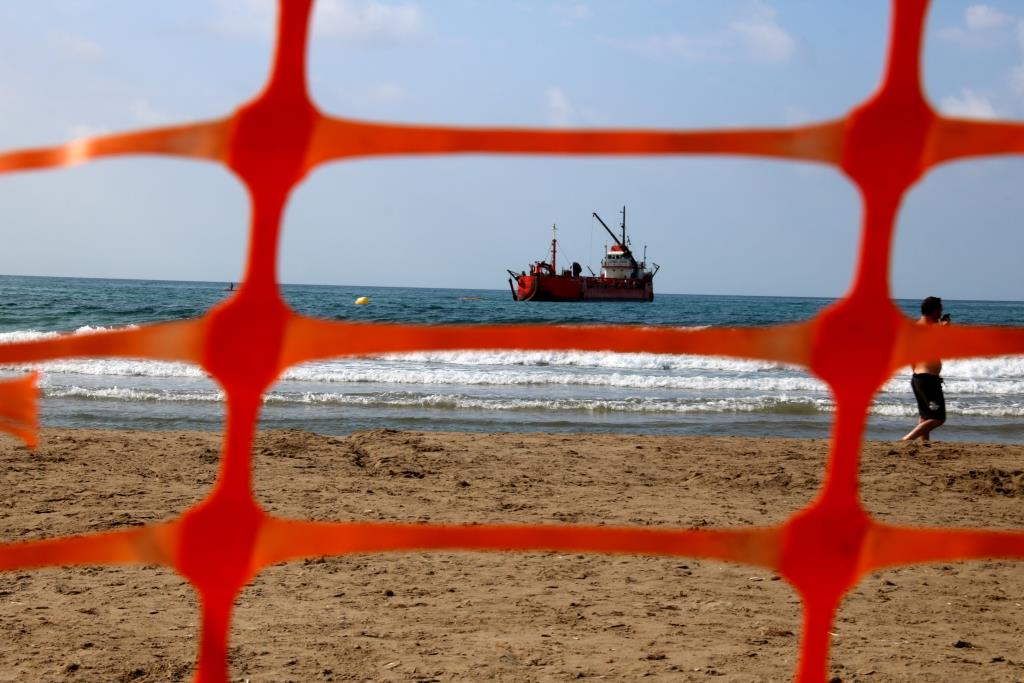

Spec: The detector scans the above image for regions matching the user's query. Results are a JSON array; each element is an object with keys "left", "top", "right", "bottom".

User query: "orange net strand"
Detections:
[{"left": 0, "top": 372, "right": 38, "bottom": 449}]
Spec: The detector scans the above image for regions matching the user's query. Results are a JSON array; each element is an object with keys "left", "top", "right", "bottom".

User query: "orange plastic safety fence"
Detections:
[{"left": 2, "top": 1, "right": 1024, "bottom": 681}]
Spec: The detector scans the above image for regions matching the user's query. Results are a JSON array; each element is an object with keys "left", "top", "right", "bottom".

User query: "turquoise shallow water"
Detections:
[{"left": 1, "top": 275, "right": 1023, "bottom": 442}]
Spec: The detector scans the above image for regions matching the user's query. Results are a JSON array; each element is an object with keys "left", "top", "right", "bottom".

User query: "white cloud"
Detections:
[
  {"left": 934, "top": 5, "right": 1024, "bottom": 116},
  {"left": 729, "top": 2, "right": 795, "bottom": 63},
  {"left": 51, "top": 32, "right": 103, "bottom": 61},
  {"left": 599, "top": 1, "right": 794, "bottom": 64},
  {"left": 550, "top": 2, "right": 592, "bottom": 26},
  {"left": 938, "top": 4, "right": 1016, "bottom": 48},
  {"left": 543, "top": 86, "right": 606, "bottom": 126},
  {"left": 940, "top": 88, "right": 1000, "bottom": 119},
  {"left": 966, "top": 4, "right": 1011, "bottom": 30},
  {"left": 545, "top": 86, "right": 574, "bottom": 126},
  {"left": 211, "top": 0, "right": 277, "bottom": 39},
  {"left": 314, "top": 0, "right": 425, "bottom": 44}
]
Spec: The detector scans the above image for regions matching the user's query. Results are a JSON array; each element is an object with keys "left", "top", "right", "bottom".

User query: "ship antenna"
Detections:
[{"left": 620, "top": 205, "right": 627, "bottom": 245}]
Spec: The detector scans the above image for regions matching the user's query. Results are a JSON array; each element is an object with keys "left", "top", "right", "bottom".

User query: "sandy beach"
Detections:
[{"left": 1, "top": 428, "right": 1022, "bottom": 682}]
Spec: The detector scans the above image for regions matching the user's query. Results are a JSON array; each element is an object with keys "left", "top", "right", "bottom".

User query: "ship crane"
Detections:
[{"left": 592, "top": 209, "right": 635, "bottom": 262}]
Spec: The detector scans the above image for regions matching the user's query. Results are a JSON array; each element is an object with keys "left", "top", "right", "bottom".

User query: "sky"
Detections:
[{"left": 0, "top": 1, "right": 1022, "bottom": 300}]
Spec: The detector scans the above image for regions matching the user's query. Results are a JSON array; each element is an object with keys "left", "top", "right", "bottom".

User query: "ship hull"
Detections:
[{"left": 514, "top": 274, "right": 653, "bottom": 302}]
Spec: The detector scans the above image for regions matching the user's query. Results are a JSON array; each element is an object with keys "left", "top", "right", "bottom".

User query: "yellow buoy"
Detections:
[{"left": 354, "top": 296, "right": 370, "bottom": 305}]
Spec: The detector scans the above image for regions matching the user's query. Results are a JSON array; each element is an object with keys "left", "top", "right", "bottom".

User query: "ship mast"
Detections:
[{"left": 550, "top": 224, "right": 557, "bottom": 273}]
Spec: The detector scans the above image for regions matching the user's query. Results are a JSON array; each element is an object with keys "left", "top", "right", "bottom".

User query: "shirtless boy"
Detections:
[{"left": 901, "top": 296, "right": 949, "bottom": 442}]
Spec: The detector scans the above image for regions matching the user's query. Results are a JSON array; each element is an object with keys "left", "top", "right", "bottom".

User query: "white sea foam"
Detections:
[
  {"left": 263, "top": 391, "right": 834, "bottom": 414},
  {"left": 878, "top": 356, "right": 1024, "bottom": 395},
  {"left": 30, "top": 359, "right": 206, "bottom": 378},
  {"left": 0, "top": 326, "right": 134, "bottom": 345},
  {"left": 0, "top": 330, "right": 62, "bottom": 344},
  {"left": 875, "top": 356, "right": 1024, "bottom": 384},
  {"left": 8, "top": 322, "right": 1024, "bottom": 421},
  {"left": 879, "top": 376, "right": 1024, "bottom": 396},
  {"left": 870, "top": 400, "right": 1024, "bottom": 418},
  {"left": 944, "top": 356, "right": 1024, "bottom": 379},
  {"left": 39, "top": 383, "right": 1024, "bottom": 418},
  {"left": 7, "top": 345, "right": 1024, "bottom": 397},
  {"left": 16, "top": 356, "right": 820, "bottom": 391},
  {"left": 5, "top": 325, "right": 1023, "bottom": 383},
  {"left": 378, "top": 350, "right": 784, "bottom": 373},
  {"left": 46, "top": 385, "right": 223, "bottom": 403},
  {"left": 44, "top": 384, "right": 828, "bottom": 413},
  {"left": 278, "top": 365, "right": 830, "bottom": 392}
]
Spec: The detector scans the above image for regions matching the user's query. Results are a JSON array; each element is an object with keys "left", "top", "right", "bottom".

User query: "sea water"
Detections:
[{"left": 1, "top": 275, "right": 1023, "bottom": 442}]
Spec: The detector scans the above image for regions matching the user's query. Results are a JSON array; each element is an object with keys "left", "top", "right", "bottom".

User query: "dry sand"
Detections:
[{"left": 0, "top": 428, "right": 1022, "bottom": 682}]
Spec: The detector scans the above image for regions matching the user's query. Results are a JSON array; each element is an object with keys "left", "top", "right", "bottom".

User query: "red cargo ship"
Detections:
[{"left": 508, "top": 207, "right": 659, "bottom": 302}]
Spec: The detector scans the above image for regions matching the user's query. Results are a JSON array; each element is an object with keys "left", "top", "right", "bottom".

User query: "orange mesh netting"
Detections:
[{"left": 2, "top": 1, "right": 1024, "bottom": 680}]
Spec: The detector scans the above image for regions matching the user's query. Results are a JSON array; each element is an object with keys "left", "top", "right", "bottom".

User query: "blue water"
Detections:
[
  {"left": 1, "top": 275, "right": 1023, "bottom": 442},
  {"left": 0, "top": 276, "right": 841, "bottom": 329}
]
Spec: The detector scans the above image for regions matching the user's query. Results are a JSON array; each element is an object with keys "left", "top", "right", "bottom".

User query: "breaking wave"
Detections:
[
  {"left": 37, "top": 385, "right": 1024, "bottom": 418},
  {"left": 6, "top": 326, "right": 1024, "bottom": 422}
]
